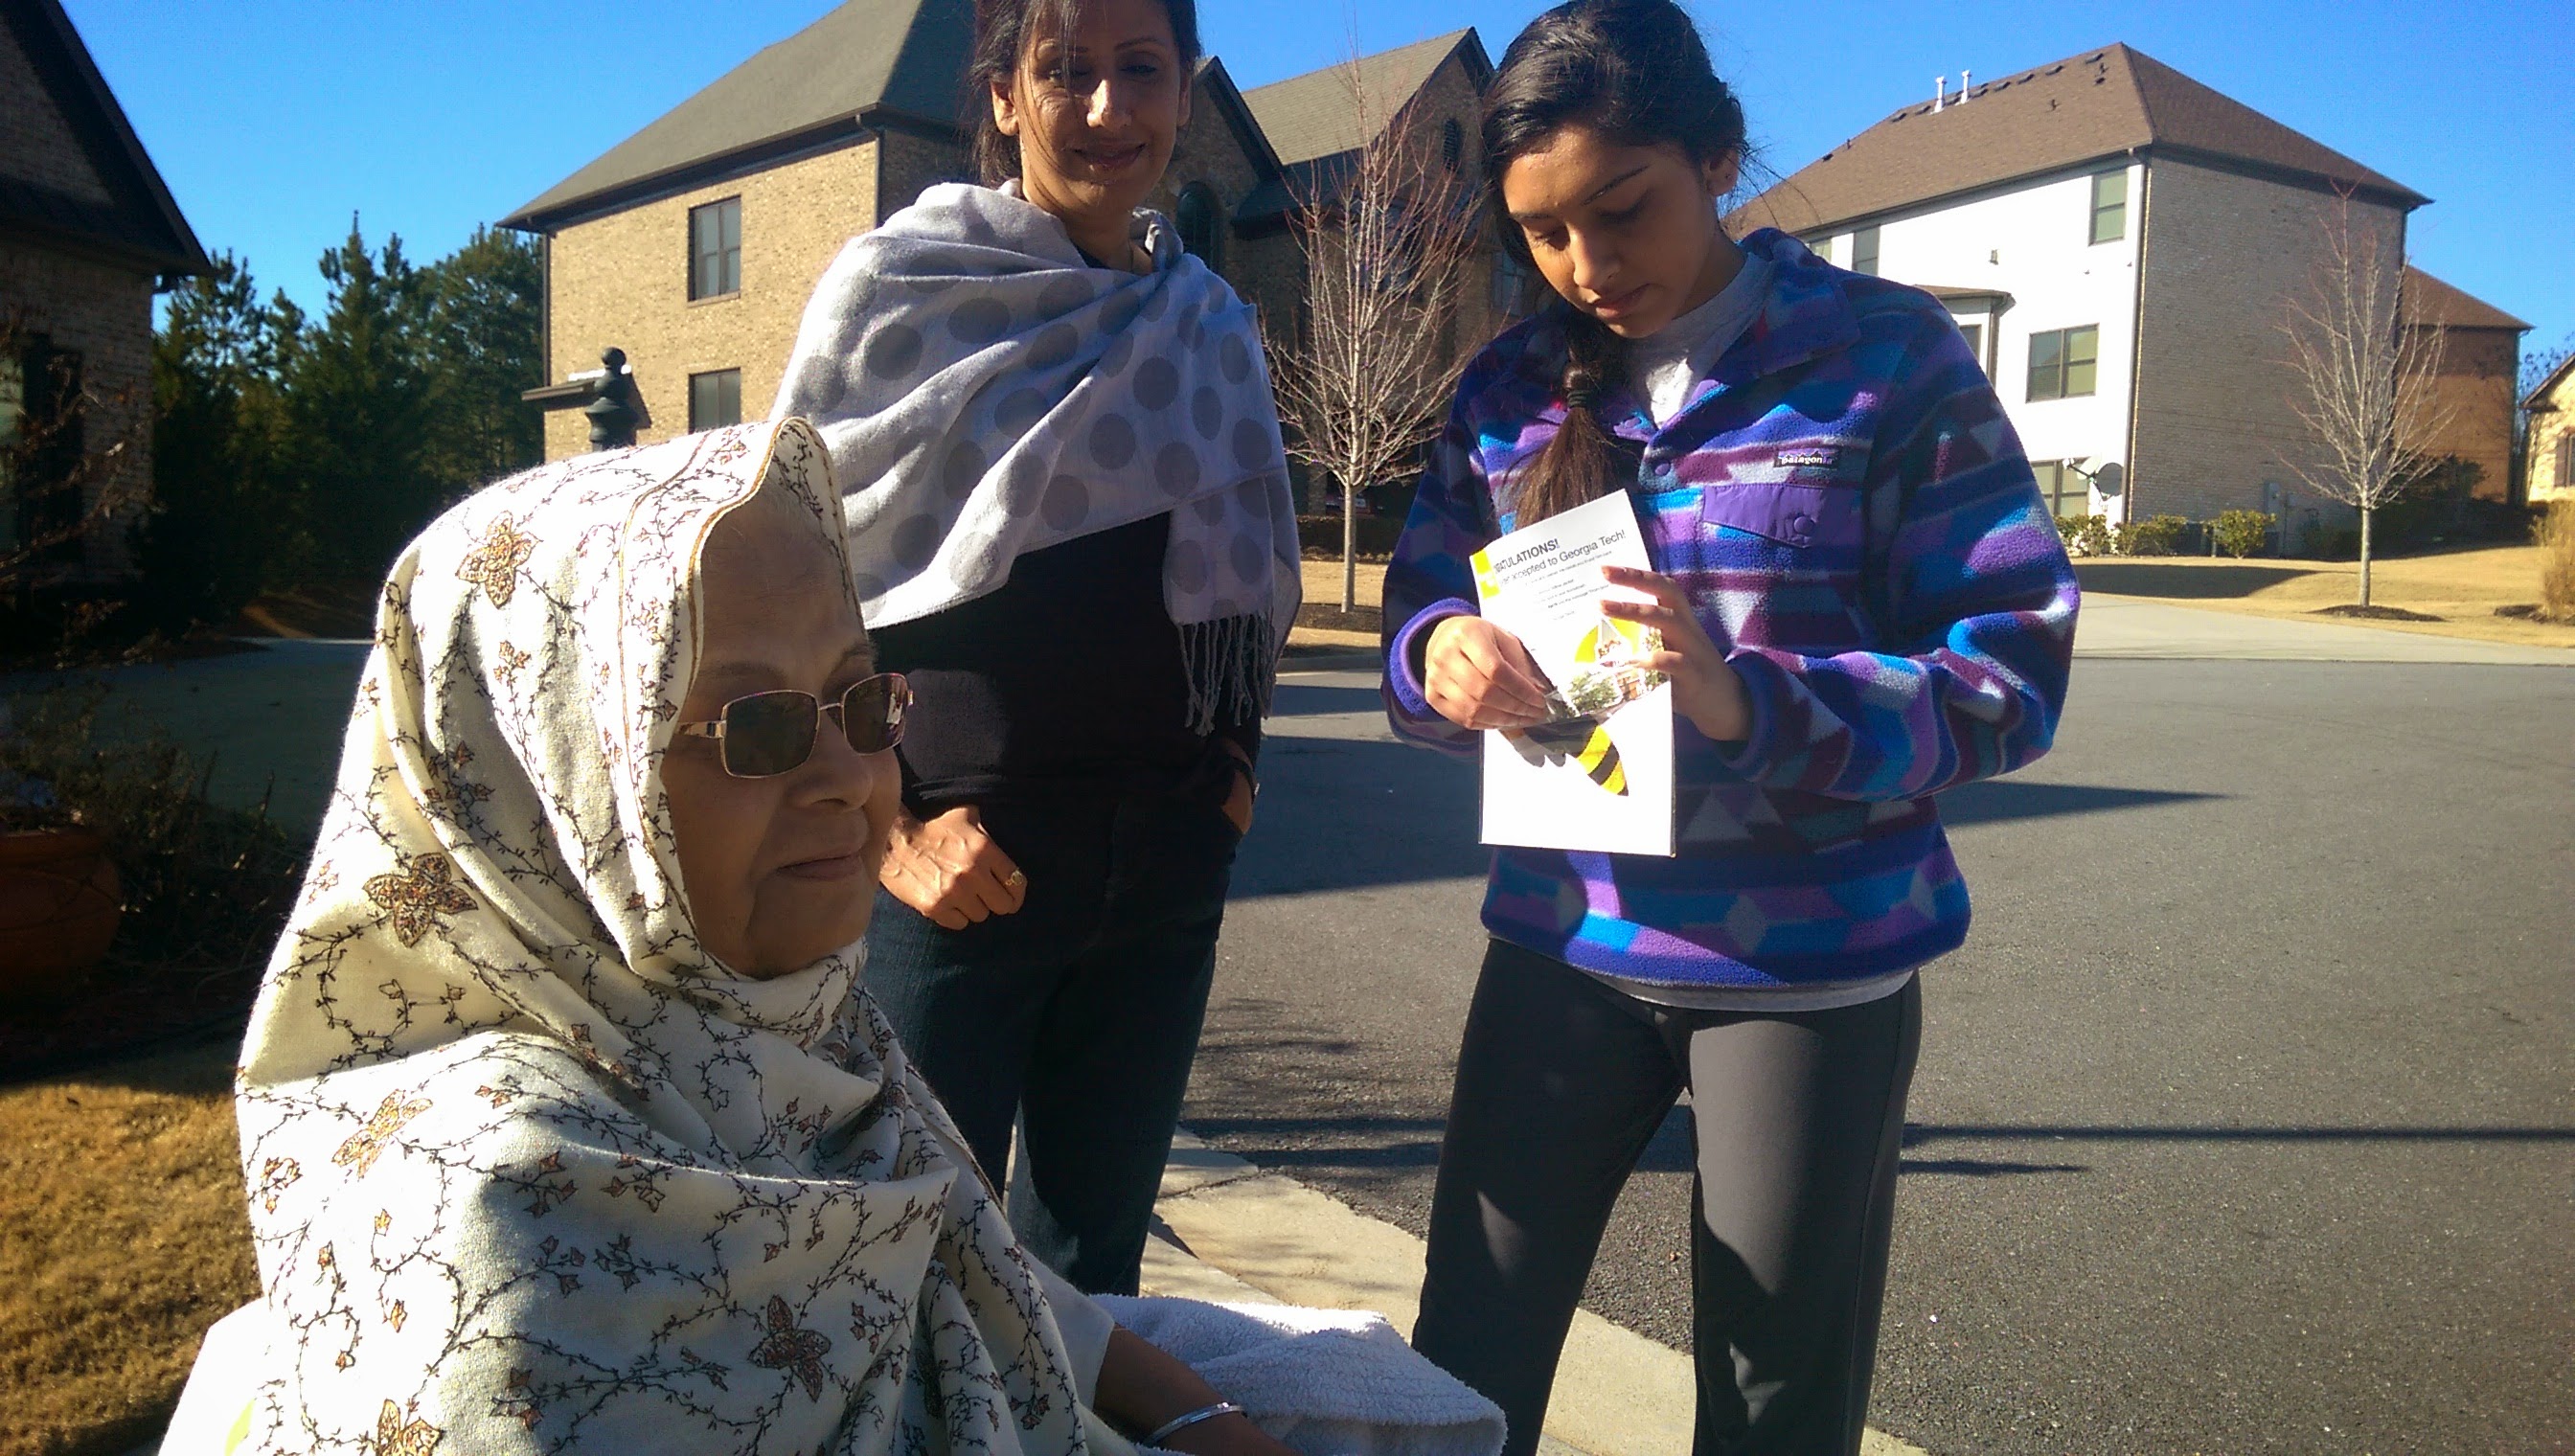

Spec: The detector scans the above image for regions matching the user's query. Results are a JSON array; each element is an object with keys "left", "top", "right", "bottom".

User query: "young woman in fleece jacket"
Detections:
[{"left": 1379, "top": 4, "right": 2081, "bottom": 1451}]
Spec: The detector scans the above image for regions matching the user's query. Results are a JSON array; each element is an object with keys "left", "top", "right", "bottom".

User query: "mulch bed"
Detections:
[
  {"left": 0, "top": 958, "right": 262, "bottom": 1089},
  {"left": 1295, "top": 602, "right": 1383, "bottom": 634},
  {"left": 2312, "top": 603, "right": 2446, "bottom": 623}
]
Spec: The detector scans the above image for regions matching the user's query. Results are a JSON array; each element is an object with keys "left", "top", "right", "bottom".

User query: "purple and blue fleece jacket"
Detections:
[{"left": 1383, "top": 230, "right": 2081, "bottom": 992}]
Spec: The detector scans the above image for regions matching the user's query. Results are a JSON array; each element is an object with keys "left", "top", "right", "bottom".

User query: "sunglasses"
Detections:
[{"left": 674, "top": 672, "right": 910, "bottom": 778}]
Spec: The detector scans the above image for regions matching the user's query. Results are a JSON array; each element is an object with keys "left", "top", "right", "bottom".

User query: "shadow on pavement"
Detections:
[
  {"left": 1238, "top": 734, "right": 2222, "bottom": 899},
  {"left": 2075, "top": 560, "right": 2315, "bottom": 599}
]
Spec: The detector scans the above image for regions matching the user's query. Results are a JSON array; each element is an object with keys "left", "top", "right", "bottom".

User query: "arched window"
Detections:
[
  {"left": 1175, "top": 183, "right": 1223, "bottom": 270},
  {"left": 1442, "top": 119, "right": 1464, "bottom": 172}
]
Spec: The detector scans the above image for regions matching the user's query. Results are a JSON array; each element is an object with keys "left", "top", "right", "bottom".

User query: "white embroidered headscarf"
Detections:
[
  {"left": 774, "top": 182, "right": 1302, "bottom": 732},
  {"left": 228, "top": 419, "right": 1091, "bottom": 1455}
]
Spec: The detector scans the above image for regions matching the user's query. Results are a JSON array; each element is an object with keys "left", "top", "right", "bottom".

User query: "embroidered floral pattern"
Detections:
[
  {"left": 749, "top": 1295, "right": 834, "bottom": 1400},
  {"left": 330, "top": 1094, "right": 432, "bottom": 1176},
  {"left": 454, "top": 514, "right": 536, "bottom": 606},
  {"left": 224, "top": 421, "right": 1088, "bottom": 1455},
  {"left": 362, "top": 854, "right": 477, "bottom": 947}
]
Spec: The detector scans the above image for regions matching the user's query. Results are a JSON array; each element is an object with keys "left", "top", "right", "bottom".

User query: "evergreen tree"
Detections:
[
  {"left": 281, "top": 218, "right": 439, "bottom": 576},
  {"left": 422, "top": 226, "right": 543, "bottom": 489},
  {"left": 134, "top": 253, "right": 293, "bottom": 626}
]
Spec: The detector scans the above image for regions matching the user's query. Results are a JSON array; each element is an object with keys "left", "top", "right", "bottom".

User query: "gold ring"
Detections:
[{"left": 1003, "top": 870, "right": 1027, "bottom": 890}]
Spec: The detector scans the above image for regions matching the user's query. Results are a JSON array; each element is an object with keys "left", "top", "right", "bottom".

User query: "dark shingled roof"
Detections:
[
  {"left": 0, "top": 0, "right": 207, "bottom": 276},
  {"left": 1734, "top": 43, "right": 2427, "bottom": 237},
  {"left": 504, "top": 0, "right": 973, "bottom": 231},
  {"left": 1234, "top": 30, "right": 1490, "bottom": 226},
  {"left": 1240, "top": 30, "right": 1479, "bottom": 167},
  {"left": 2402, "top": 267, "right": 2529, "bottom": 332}
]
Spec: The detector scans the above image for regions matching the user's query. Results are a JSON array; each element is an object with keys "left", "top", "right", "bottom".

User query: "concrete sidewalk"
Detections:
[
  {"left": 1143, "top": 1130, "right": 1930, "bottom": 1456},
  {"left": 2070, "top": 595, "right": 2575, "bottom": 664}
]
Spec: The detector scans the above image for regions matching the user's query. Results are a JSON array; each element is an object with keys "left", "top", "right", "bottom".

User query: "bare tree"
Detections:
[
  {"left": 2277, "top": 197, "right": 2452, "bottom": 606},
  {"left": 1266, "top": 62, "right": 1483, "bottom": 613},
  {"left": 0, "top": 309, "right": 147, "bottom": 596}
]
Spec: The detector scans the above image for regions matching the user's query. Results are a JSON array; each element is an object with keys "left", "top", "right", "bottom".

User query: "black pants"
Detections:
[
  {"left": 864, "top": 794, "right": 1239, "bottom": 1295},
  {"left": 1414, "top": 939, "right": 1923, "bottom": 1456}
]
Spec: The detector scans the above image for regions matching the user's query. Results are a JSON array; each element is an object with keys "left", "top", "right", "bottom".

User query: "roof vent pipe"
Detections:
[
  {"left": 1960, "top": 68, "right": 1971, "bottom": 100},
  {"left": 1933, "top": 75, "right": 1947, "bottom": 111}
]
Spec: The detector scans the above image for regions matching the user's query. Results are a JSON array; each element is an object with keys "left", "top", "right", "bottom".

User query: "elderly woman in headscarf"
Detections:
[
  {"left": 771, "top": 0, "right": 1299, "bottom": 1300},
  {"left": 169, "top": 420, "right": 1494, "bottom": 1456}
]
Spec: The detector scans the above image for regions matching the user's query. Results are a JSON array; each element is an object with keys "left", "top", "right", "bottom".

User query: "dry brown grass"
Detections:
[
  {"left": 2076, "top": 544, "right": 2575, "bottom": 650},
  {"left": 2537, "top": 504, "right": 2575, "bottom": 623},
  {"left": 0, "top": 1040, "right": 256, "bottom": 1456}
]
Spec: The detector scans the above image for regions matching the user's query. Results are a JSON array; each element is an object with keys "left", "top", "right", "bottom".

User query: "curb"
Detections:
[{"left": 1146, "top": 1130, "right": 1931, "bottom": 1456}]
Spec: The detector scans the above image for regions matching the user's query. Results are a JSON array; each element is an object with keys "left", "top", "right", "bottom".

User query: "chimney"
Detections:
[
  {"left": 1934, "top": 75, "right": 1947, "bottom": 111},
  {"left": 1960, "top": 68, "right": 1972, "bottom": 100}
]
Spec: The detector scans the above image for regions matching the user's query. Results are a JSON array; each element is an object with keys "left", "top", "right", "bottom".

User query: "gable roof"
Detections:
[
  {"left": 2401, "top": 267, "right": 2528, "bottom": 332},
  {"left": 504, "top": 0, "right": 972, "bottom": 232},
  {"left": 2525, "top": 350, "right": 2575, "bottom": 413},
  {"left": 0, "top": 0, "right": 207, "bottom": 276},
  {"left": 1733, "top": 42, "right": 2427, "bottom": 238},
  {"left": 1240, "top": 29, "right": 1487, "bottom": 168}
]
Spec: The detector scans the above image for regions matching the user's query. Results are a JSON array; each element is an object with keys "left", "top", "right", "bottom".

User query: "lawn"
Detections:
[
  {"left": 0, "top": 1040, "right": 254, "bottom": 1456},
  {"left": 2075, "top": 543, "right": 2575, "bottom": 650}
]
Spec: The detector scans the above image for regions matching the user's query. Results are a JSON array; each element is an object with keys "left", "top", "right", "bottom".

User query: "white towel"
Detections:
[{"left": 1096, "top": 1297, "right": 1506, "bottom": 1456}]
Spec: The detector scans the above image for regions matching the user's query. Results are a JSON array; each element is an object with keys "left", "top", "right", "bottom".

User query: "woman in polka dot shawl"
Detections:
[{"left": 772, "top": 0, "right": 1298, "bottom": 1299}]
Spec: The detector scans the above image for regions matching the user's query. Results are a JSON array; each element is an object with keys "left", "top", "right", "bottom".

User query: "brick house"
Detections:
[
  {"left": 1733, "top": 43, "right": 2524, "bottom": 534},
  {"left": 1239, "top": 29, "right": 1517, "bottom": 358},
  {"left": 1, "top": 0, "right": 207, "bottom": 583},
  {"left": 2399, "top": 268, "right": 2528, "bottom": 503},
  {"left": 2525, "top": 353, "right": 2575, "bottom": 507},
  {"left": 501, "top": 0, "right": 1294, "bottom": 463}
]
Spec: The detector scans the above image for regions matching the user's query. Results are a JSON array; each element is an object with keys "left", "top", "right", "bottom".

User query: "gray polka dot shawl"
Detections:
[{"left": 774, "top": 182, "right": 1300, "bottom": 733}]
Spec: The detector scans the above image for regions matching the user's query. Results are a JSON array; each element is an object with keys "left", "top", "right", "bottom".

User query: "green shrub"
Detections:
[
  {"left": 2114, "top": 514, "right": 2189, "bottom": 557},
  {"left": 2210, "top": 510, "right": 2272, "bottom": 559},
  {"left": 2055, "top": 513, "right": 2112, "bottom": 557}
]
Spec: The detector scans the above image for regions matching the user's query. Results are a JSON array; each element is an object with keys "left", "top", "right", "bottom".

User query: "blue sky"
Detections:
[{"left": 62, "top": 0, "right": 2575, "bottom": 362}]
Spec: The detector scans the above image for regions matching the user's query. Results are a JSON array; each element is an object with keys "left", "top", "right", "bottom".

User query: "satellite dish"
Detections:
[{"left": 2089, "top": 461, "right": 2126, "bottom": 498}]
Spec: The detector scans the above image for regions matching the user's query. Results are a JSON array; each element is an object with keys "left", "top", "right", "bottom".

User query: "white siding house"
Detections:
[{"left": 1733, "top": 44, "right": 2509, "bottom": 533}]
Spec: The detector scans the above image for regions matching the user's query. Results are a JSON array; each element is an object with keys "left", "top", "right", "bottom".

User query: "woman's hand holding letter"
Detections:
[
  {"left": 1599, "top": 564, "right": 1750, "bottom": 744},
  {"left": 1423, "top": 616, "right": 1556, "bottom": 731}
]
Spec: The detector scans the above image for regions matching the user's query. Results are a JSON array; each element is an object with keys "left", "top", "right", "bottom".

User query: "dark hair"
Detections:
[
  {"left": 1482, "top": 0, "right": 1748, "bottom": 523},
  {"left": 968, "top": 0, "right": 1202, "bottom": 186}
]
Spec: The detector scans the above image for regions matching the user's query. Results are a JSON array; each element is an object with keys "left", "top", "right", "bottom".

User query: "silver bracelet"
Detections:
[{"left": 1139, "top": 1399, "right": 1246, "bottom": 1446}]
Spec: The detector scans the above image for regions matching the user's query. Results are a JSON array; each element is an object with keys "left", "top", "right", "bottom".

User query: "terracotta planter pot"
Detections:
[{"left": 0, "top": 827, "right": 124, "bottom": 994}]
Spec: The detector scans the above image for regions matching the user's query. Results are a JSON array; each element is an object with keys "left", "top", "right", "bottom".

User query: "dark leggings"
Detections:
[
  {"left": 864, "top": 794, "right": 1239, "bottom": 1295},
  {"left": 1413, "top": 939, "right": 1923, "bottom": 1456}
]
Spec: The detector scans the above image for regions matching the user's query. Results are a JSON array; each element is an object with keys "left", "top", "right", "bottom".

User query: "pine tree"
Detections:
[
  {"left": 134, "top": 253, "right": 294, "bottom": 626},
  {"left": 282, "top": 218, "right": 439, "bottom": 576},
  {"left": 422, "top": 226, "right": 543, "bottom": 490}
]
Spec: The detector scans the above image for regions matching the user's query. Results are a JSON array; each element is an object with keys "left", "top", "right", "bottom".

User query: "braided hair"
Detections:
[{"left": 1482, "top": 0, "right": 1748, "bottom": 523}]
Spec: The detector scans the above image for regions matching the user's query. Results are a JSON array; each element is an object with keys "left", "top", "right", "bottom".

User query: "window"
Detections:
[
  {"left": 3, "top": 338, "right": 82, "bottom": 560},
  {"left": 1957, "top": 322, "right": 1984, "bottom": 373},
  {"left": 1175, "top": 183, "right": 1223, "bottom": 269},
  {"left": 2026, "top": 325, "right": 2099, "bottom": 400},
  {"left": 2089, "top": 170, "right": 2127, "bottom": 245},
  {"left": 1803, "top": 235, "right": 1834, "bottom": 264},
  {"left": 1442, "top": 119, "right": 1465, "bottom": 172},
  {"left": 2559, "top": 432, "right": 2574, "bottom": 489},
  {"left": 690, "top": 369, "right": 741, "bottom": 432},
  {"left": 2031, "top": 460, "right": 2088, "bottom": 518},
  {"left": 690, "top": 198, "right": 741, "bottom": 300},
  {"left": 1851, "top": 225, "right": 1880, "bottom": 276}
]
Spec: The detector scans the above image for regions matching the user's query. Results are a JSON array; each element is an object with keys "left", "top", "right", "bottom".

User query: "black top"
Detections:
[{"left": 871, "top": 512, "right": 1263, "bottom": 811}]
